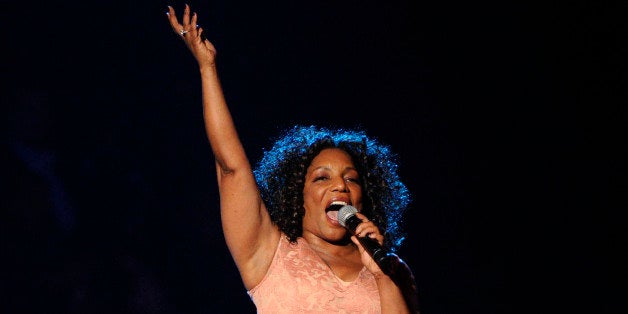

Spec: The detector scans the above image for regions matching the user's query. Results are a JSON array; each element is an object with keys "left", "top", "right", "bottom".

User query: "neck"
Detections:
[
  {"left": 302, "top": 233, "right": 364, "bottom": 281},
  {"left": 302, "top": 232, "right": 357, "bottom": 258}
]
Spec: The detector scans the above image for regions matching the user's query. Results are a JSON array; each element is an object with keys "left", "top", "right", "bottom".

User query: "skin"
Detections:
[
  {"left": 167, "top": 5, "right": 410, "bottom": 313},
  {"left": 302, "top": 148, "right": 384, "bottom": 281}
]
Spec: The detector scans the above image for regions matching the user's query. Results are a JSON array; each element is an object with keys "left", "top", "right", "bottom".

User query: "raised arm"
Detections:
[{"left": 166, "top": 5, "right": 280, "bottom": 289}]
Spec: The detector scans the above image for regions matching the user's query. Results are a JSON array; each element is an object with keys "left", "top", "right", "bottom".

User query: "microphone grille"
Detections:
[{"left": 338, "top": 205, "right": 358, "bottom": 227}]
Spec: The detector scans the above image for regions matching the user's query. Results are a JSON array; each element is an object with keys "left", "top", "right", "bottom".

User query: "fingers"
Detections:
[
  {"left": 356, "top": 227, "right": 384, "bottom": 245},
  {"left": 182, "top": 4, "right": 191, "bottom": 29},
  {"left": 198, "top": 26, "right": 207, "bottom": 42},
  {"left": 353, "top": 213, "right": 384, "bottom": 245},
  {"left": 166, "top": 6, "right": 180, "bottom": 32},
  {"left": 351, "top": 235, "right": 384, "bottom": 274},
  {"left": 350, "top": 236, "right": 363, "bottom": 249},
  {"left": 190, "top": 9, "right": 198, "bottom": 31},
  {"left": 166, "top": 4, "right": 197, "bottom": 37}
]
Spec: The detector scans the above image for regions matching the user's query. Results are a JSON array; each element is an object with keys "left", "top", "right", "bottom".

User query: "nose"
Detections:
[{"left": 331, "top": 176, "right": 349, "bottom": 192}]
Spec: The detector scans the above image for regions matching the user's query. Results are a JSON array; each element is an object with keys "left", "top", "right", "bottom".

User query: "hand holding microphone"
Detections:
[
  {"left": 338, "top": 205, "right": 399, "bottom": 276},
  {"left": 339, "top": 205, "right": 420, "bottom": 312}
]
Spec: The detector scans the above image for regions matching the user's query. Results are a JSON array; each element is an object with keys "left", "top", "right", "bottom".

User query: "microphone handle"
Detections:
[
  {"left": 345, "top": 215, "right": 397, "bottom": 275},
  {"left": 343, "top": 212, "right": 420, "bottom": 312}
]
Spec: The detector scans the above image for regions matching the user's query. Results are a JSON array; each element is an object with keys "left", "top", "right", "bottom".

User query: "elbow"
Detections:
[{"left": 216, "top": 160, "right": 236, "bottom": 176}]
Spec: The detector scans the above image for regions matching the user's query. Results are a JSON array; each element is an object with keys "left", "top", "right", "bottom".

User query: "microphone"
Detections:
[
  {"left": 338, "top": 205, "right": 399, "bottom": 276},
  {"left": 339, "top": 205, "right": 421, "bottom": 312}
]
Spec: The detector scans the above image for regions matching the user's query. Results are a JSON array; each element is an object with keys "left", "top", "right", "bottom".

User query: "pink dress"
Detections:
[{"left": 247, "top": 235, "right": 381, "bottom": 313}]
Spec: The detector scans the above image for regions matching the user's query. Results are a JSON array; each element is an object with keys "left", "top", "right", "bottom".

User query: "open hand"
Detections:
[{"left": 167, "top": 4, "right": 216, "bottom": 68}]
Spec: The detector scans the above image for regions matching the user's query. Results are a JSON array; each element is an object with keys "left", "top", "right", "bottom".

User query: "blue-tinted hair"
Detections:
[{"left": 253, "top": 125, "right": 411, "bottom": 251}]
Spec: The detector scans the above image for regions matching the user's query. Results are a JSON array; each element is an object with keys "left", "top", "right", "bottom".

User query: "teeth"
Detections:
[{"left": 326, "top": 201, "right": 347, "bottom": 212}]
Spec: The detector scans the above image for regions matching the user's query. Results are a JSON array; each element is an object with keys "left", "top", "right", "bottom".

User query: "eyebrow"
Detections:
[{"left": 310, "top": 166, "right": 358, "bottom": 172}]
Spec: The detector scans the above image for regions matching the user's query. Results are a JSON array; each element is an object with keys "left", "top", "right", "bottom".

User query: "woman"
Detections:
[{"left": 166, "top": 4, "right": 418, "bottom": 313}]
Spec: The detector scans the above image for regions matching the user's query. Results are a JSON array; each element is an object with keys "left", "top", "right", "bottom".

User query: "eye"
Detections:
[
  {"left": 314, "top": 176, "right": 329, "bottom": 182},
  {"left": 345, "top": 176, "right": 360, "bottom": 183}
]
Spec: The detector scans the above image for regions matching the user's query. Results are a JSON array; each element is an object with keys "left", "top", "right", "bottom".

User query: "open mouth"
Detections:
[{"left": 326, "top": 201, "right": 348, "bottom": 222}]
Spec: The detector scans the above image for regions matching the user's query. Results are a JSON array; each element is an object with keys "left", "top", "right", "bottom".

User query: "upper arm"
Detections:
[{"left": 216, "top": 161, "right": 281, "bottom": 289}]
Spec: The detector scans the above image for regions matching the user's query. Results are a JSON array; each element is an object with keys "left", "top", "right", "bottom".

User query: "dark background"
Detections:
[{"left": 2, "top": 0, "right": 625, "bottom": 313}]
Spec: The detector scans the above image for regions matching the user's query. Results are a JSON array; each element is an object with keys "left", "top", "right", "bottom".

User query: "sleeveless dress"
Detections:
[{"left": 247, "top": 235, "right": 381, "bottom": 313}]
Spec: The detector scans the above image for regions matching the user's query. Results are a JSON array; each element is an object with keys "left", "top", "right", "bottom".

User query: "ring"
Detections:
[{"left": 179, "top": 29, "right": 189, "bottom": 36}]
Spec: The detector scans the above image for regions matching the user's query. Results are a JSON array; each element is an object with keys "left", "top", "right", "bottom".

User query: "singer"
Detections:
[{"left": 167, "top": 4, "right": 419, "bottom": 313}]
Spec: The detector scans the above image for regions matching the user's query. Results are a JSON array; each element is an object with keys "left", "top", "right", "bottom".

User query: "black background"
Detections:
[{"left": 3, "top": 0, "right": 625, "bottom": 313}]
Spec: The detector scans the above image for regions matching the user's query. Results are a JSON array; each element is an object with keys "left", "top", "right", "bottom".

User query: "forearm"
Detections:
[
  {"left": 376, "top": 275, "right": 412, "bottom": 314},
  {"left": 200, "top": 65, "right": 249, "bottom": 174}
]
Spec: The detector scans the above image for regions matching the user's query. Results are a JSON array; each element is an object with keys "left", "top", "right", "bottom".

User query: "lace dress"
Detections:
[{"left": 248, "top": 235, "right": 381, "bottom": 313}]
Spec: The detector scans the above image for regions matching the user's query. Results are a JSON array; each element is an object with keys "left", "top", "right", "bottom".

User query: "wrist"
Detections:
[
  {"left": 372, "top": 270, "right": 390, "bottom": 281},
  {"left": 199, "top": 63, "right": 218, "bottom": 75}
]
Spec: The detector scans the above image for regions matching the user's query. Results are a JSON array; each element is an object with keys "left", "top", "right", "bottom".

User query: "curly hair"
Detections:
[{"left": 253, "top": 125, "right": 411, "bottom": 252}]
